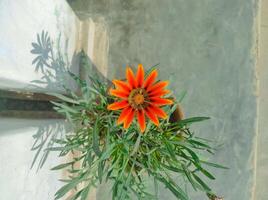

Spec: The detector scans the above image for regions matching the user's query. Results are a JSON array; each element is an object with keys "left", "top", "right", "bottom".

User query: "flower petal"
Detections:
[
  {"left": 147, "top": 81, "right": 169, "bottom": 93},
  {"left": 126, "top": 67, "right": 136, "bottom": 89},
  {"left": 144, "top": 107, "right": 159, "bottom": 126},
  {"left": 117, "top": 106, "right": 132, "bottom": 125},
  {"left": 143, "top": 69, "right": 158, "bottom": 89},
  {"left": 148, "top": 105, "right": 167, "bottom": 119},
  {"left": 109, "top": 89, "right": 129, "bottom": 98},
  {"left": 123, "top": 108, "right": 135, "bottom": 129},
  {"left": 150, "top": 97, "right": 173, "bottom": 106},
  {"left": 137, "top": 109, "right": 146, "bottom": 133},
  {"left": 112, "top": 79, "right": 131, "bottom": 93},
  {"left": 136, "top": 64, "right": 144, "bottom": 88},
  {"left": 107, "top": 100, "right": 129, "bottom": 110},
  {"left": 149, "top": 89, "right": 171, "bottom": 97}
]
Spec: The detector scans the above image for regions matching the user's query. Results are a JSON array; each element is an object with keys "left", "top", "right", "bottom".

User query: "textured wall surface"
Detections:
[{"left": 69, "top": 0, "right": 258, "bottom": 199}]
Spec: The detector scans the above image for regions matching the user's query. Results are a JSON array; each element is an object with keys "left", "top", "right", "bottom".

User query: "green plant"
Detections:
[{"left": 31, "top": 32, "right": 225, "bottom": 200}]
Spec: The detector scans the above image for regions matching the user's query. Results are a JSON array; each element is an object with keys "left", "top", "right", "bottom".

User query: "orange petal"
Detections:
[
  {"left": 126, "top": 67, "right": 136, "bottom": 89},
  {"left": 136, "top": 64, "right": 144, "bottom": 88},
  {"left": 149, "top": 89, "right": 170, "bottom": 97},
  {"left": 109, "top": 89, "right": 129, "bottom": 99},
  {"left": 137, "top": 109, "right": 146, "bottom": 133},
  {"left": 112, "top": 80, "right": 131, "bottom": 93},
  {"left": 107, "top": 100, "right": 129, "bottom": 110},
  {"left": 144, "top": 107, "right": 159, "bottom": 126},
  {"left": 147, "top": 81, "right": 169, "bottom": 93},
  {"left": 117, "top": 106, "right": 132, "bottom": 125},
  {"left": 150, "top": 97, "right": 173, "bottom": 106},
  {"left": 123, "top": 108, "right": 135, "bottom": 129},
  {"left": 148, "top": 105, "right": 167, "bottom": 119},
  {"left": 143, "top": 69, "right": 158, "bottom": 89}
]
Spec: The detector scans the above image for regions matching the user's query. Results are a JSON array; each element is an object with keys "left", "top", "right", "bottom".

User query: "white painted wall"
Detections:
[
  {"left": 0, "top": 1, "right": 81, "bottom": 200},
  {"left": 0, "top": 119, "right": 65, "bottom": 200},
  {"left": 0, "top": 0, "right": 80, "bottom": 92}
]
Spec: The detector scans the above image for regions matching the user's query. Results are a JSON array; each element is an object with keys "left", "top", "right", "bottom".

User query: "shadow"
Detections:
[
  {"left": 29, "top": 30, "right": 110, "bottom": 93},
  {"left": 29, "top": 30, "right": 110, "bottom": 169}
]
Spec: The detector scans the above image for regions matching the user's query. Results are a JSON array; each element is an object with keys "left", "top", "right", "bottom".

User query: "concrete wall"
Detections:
[{"left": 82, "top": 1, "right": 258, "bottom": 199}]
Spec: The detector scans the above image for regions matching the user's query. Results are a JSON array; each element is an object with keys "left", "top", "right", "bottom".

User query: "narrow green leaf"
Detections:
[
  {"left": 195, "top": 164, "right": 216, "bottom": 180},
  {"left": 192, "top": 173, "right": 211, "bottom": 192},
  {"left": 98, "top": 161, "right": 104, "bottom": 183},
  {"left": 200, "top": 160, "right": 229, "bottom": 169},
  {"left": 188, "top": 139, "right": 212, "bottom": 149},
  {"left": 92, "top": 118, "right": 101, "bottom": 157},
  {"left": 156, "top": 175, "right": 188, "bottom": 200},
  {"left": 130, "top": 134, "right": 141, "bottom": 156},
  {"left": 161, "top": 163, "right": 184, "bottom": 173},
  {"left": 51, "top": 162, "right": 74, "bottom": 170},
  {"left": 181, "top": 164, "right": 197, "bottom": 191},
  {"left": 178, "top": 117, "right": 210, "bottom": 126},
  {"left": 45, "top": 144, "right": 79, "bottom": 151},
  {"left": 47, "top": 93, "right": 79, "bottom": 104},
  {"left": 178, "top": 90, "right": 187, "bottom": 103},
  {"left": 80, "top": 185, "right": 90, "bottom": 200},
  {"left": 145, "top": 63, "right": 160, "bottom": 76},
  {"left": 55, "top": 178, "right": 83, "bottom": 199}
]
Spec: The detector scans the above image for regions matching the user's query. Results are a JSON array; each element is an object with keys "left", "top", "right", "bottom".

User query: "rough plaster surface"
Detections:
[{"left": 69, "top": 0, "right": 258, "bottom": 199}]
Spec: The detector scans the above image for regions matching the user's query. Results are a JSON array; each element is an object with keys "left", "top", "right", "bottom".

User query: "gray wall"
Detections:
[{"left": 70, "top": 0, "right": 258, "bottom": 199}]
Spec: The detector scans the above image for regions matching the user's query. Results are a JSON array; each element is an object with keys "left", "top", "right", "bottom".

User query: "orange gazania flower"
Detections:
[{"left": 107, "top": 64, "right": 173, "bottom": 133}]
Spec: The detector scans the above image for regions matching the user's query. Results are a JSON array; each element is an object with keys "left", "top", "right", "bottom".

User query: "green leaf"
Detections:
[
  {"left": 51, "top": 101, "right": 79, "bottom": 114},
  {"left": 178, "top": 90, "right": 187, "bottom": 102},
  {"left": 156, "top": 174, "right": 189, "bottom": 200},
  {"left": 178, "top": 117, "right": 210, "bottom": 126},
  {"left": 51, "top": 162, "right": 74, "bottom": 170},
  {"left": 181, "top": 164, "right": 198, "bottom": 191},
  {"left": 47, "top": 93, "right": 79, "bottom": 104},
  {"left": 98, "top": 161, "right": 104, "bottom": 183},
  {"left": 161, "top": 163, "right": 184, "bottom": 173},
  {"left": 45, "top": 144, "right": 79, "bottom": 152},
  {"left": 81, "top": 185, "right": 90, "bottom": 200},
  {"left": 100, "top": 143, "right": 116, "bottom": 160},
  {"left": 145, "top": 63, "right": 160, "bottom": 76},
  {"left": 92, "top": 118, "right": 101, "bottom": 157},
  {"left": 55, "top": 177, "right": 84, "bottom": 199},
  {"left": 192, "top": 173, "right": 211, "bottom": 192},
  {"left": 183, "top": 146, "right": 200, "bottom": 162},
  {"left": 193, "top": 163, "right": 215, "bottom": 180},
  {"left": 130, "top": 134, "right": 141, "bottom": 156},
  {"left": 200, "top": 160, "right": 229, "bottom": 169},
  {"left": 187, "top": 139, "right": 212, "bottom": 149}
]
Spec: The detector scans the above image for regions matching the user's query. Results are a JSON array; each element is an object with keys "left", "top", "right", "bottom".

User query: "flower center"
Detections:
[
  {"left": 128, "top": 88, "right": 148, "bottom": 109},
  {"left": 134, "top": 94, "right": 144, "bottom": 105}
]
